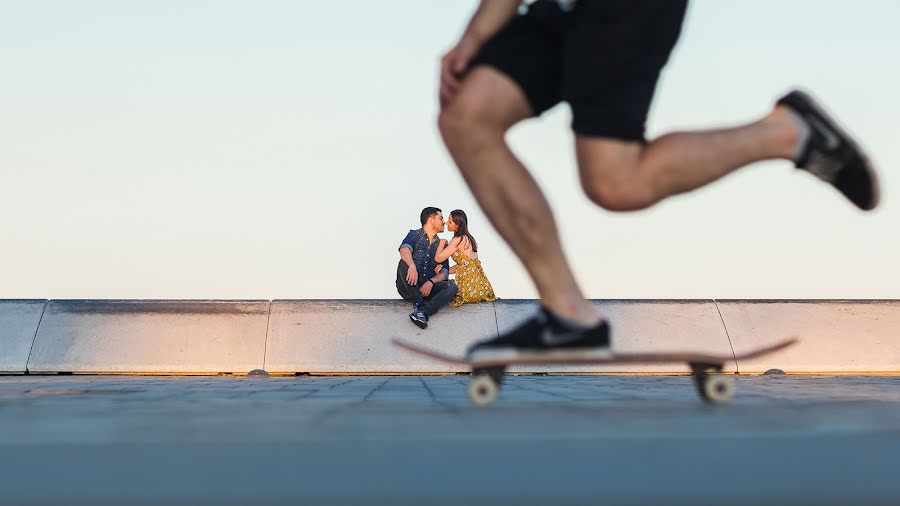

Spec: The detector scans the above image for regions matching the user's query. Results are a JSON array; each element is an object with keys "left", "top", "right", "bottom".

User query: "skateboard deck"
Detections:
[
  {"left": 393, "top": 337, "right": 796, "bottom": 367},
  {"left": 392, "top": 337, "right": 798, "bottom": 406}
]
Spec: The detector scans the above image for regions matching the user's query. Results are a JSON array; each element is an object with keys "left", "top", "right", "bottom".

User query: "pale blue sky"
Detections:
[{"left": 1, "top": 0, "right": 898, "bottom": 299}]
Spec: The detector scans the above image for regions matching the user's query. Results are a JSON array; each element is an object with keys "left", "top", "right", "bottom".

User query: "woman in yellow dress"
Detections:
[{"left": 435, "top": 209, "right": 497, "bottom": 308}]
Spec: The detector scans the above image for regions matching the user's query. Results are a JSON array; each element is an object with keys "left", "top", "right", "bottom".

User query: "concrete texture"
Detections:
[
  {"left": 718, "top": 300, "right": 900, "bottom": 373},
  {"left": 499, "top": 300, "right": 736, "bottom": 373},
  {"left": 0, "top": 299, "right": 46, "bottom": 373},
  {"left": 0, "top": 374, "right": 898, "bottom": 505},
  {"left": 264, "top": 299, "right": 498, "bottom": 373},
  {"left": 3, "top": 299, "right": 899, "bottom": 374},
  {"left": 27, "top": 300, "right": 270, "bottom": 374}
]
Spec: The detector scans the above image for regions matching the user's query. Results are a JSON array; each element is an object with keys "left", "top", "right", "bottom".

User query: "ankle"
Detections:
[
  {"left": 539, "top": 298, "right": 601, "bottom": 327},
  {"left": 762, "top": 106, "right": 802, "bottom": 160}
]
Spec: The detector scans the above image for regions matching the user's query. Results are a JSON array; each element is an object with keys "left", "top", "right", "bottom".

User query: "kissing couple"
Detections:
[{"left": 396, "top": 207, "right": 497, "bottom": 329}]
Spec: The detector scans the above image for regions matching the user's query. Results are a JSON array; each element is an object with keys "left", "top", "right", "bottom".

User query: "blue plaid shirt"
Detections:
[{"left": 399, "top": 228, "right": 450, "bottom": 282}]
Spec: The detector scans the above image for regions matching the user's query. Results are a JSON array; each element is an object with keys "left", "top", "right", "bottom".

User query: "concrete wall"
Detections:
[
  {"left": 497, "top": 300, "right": 734, "bottom": 373},
  {"left": 264, "top": 300, "right": 735, "bottom": 374},
  {"left": 264, "top": 300, "right": 497, "bottom": 374},
  {"left": 718, "top": 300, "right": 900, "bottom": 373},
  {"left": 27, "top": 300, "right": 270, "bottom": 374},
  {"left": 1, "top": 299, "right": 897, "bottom": 374},
  {"left": 0, "top": 300, "right": 47, "bottom": 373}
]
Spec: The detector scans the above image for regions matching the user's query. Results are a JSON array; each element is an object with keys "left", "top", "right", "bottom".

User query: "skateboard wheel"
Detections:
[
  {"left": 701, "top": 375, "right": 735, "bottom": 404},
  {"left": 468, "top": 375, "right": 499, "bottom": 407}
]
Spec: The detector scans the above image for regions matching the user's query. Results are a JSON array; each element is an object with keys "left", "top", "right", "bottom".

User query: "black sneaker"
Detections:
[
  {"left": 409, "top": 305, "right": 428, "bottom": 329},
  {"left": 777, "top": 90, "right": 880, "bottom": 210},
  {"left": 466, "top": 308, "right": 611, "bottom": 362}
]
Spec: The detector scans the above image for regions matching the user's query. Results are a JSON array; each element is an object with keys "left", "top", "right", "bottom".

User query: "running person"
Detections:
[{"left": 437, "top": 0, "right": 880, "bottom": 361}]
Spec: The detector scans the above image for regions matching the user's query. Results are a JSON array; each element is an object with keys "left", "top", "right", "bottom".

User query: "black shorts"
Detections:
[{"left": 472, "top": 0, "right": 688, "bottom": 142}]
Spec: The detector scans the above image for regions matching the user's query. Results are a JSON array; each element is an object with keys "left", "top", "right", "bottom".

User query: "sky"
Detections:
[{"left": 1, "top": 0, "right": 898, "bottom": 300}]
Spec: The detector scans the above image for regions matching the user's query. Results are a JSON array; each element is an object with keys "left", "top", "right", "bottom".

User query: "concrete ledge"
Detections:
[
  {"left": 718, "top": 300, "right": 900, "bottom": 373},
  {"left": 264, "top": 299, "right": 734, "bottom": 374},
  {"left": 3, "top": 299, "right": 898, "bottom": 375},
  {"left": 498, "top": 300, "right": 734, "bottom": 373},
  {"left": 26, "top": 300, "right": 270, "bottom": 374},
  {"left": 264, "top": 300, "right": 498, "bottom": 374},
  {"left": 0, "top": 300, "right": 47, "bottom": 373}
]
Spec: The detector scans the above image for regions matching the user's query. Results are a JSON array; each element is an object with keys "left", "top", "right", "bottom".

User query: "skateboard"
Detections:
[{"left": 392, "top": 337, "right": 798, "bottom": 406}]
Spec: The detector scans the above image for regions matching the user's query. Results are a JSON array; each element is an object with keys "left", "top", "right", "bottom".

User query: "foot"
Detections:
[
  {"left": 777, "top": 90, "right": 880, "bottom": 210},
  {"left": 466, "top": 307, "right": 611, "bottom": 362},
  {"left": 409, "top": 305, "right": 428, "bottom": 329}
]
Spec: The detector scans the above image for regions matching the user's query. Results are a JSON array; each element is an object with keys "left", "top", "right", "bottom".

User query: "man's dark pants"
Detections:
[{"left": 396, "top": 261, "right": 458, "bottom": 317}]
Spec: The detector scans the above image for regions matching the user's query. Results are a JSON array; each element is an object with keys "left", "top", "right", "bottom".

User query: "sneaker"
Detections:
[
  {"left": 409, "top": 305, "right": 428, "bottom": 329},
  {"left": 466, "top": 308, "right": 611, "bottom": 362},
  {"left": 777, "top": 90, "right": 880, "bottom": 210}
]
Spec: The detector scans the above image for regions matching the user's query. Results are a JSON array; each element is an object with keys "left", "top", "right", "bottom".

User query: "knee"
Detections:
[
  {"left": 438, "top": 96, "right": 507, "bottom": 153},
  {"left": 580, "top": 164, "right": 656, "bottom": 212},
  {"left": 438, "top": 97, "right": 479, "bottom": 146},
  {"left": 582, "top": 180, "right": 639, "bottom": 211},
  {"left": 448, "top": 281, "right": 459, "bottom": 297}
]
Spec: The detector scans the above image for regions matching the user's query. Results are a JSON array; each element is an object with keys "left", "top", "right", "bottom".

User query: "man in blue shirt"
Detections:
[{"left": 397, "top": 207, "right": 458, "bottom": 329}]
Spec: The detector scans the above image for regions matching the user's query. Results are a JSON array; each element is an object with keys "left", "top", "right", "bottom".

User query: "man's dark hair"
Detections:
[{"left": 420, "top": 207, "right": 441, "bottom": 226}]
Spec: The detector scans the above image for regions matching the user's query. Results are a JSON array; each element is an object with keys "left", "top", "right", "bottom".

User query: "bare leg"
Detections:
[
  {"left": 438, "top": 67, "right": 600, "bottom": 326},
  {"left": 577, "top": 107, "right": 798, "bottom": 211}
]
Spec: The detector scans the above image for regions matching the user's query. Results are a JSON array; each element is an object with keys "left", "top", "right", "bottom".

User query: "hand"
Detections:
[
  {"left": 420, "top": 279, "right": 434, "bottom": 297},
  {"left": 406, "top": 266, "right": 418, "bottom": 286},
  {"left": 434, "top": 264, "right": 443, "bottom": 274},
  {"left": 439, "top": 35, "right": 482, "bottom": 109}
]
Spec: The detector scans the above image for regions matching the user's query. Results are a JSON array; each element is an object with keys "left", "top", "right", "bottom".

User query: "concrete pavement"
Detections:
[{"left": 1, "top": 374, "right": 899, "bottom": 505}]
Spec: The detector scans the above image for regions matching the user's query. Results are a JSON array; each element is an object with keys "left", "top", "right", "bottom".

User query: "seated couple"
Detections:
[{"left": 396, "top": 207, "right": 497, "bottom": 329}]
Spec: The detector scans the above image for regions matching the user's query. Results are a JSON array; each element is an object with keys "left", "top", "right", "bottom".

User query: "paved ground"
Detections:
[{"left": 1, "top": 374, "right": 899, "bottom": 505}]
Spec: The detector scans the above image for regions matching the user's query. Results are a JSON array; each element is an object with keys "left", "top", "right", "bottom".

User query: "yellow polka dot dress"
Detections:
[{"left": 449, "top": 250, "right": 497, "bottom": 308}]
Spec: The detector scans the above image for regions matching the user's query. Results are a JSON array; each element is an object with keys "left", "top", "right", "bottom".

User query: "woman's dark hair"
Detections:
[{"left": 450, "top": 209, "right": 478, "bottom": 253}]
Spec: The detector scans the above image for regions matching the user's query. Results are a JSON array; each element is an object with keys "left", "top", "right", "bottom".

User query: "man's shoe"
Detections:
[
  {"left": 409, "top": 305, "right": 428, "bottom": 329},
  {"left": 777, "top": 90, "right": 880, "bottom": 210},
  {"left": 466, "top": 308, "right": 611, "bottom": 362}
]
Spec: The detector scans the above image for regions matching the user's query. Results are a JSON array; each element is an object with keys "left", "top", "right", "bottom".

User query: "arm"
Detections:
[
  {"left": 427, "top": 254, "right": 450, "bottom": 285},
  {"left": 434, "top": 236, "right": 462, "bottom": 263},
  {"left": 439, "top": 0, "right": 521, "bottom": 107},
  {"left": 434, "top": 240, "right": 448, "bottom": 273},
  {"left": 435, "top": 239, "right": 448, "bottom": 257},
  {"left": 462, "top": 0, "right": 521, "bottom": 46},
  {"left": 399, "top": 247, "right": 414, "bottom": 269},
  {"left": 399, "top": 247, "right": 418, "bottom": 286},
  {"left": 399, "top": 231, "right": 419, "bottom": 286},
  {"left": 420, "top": 265, "right": 449, "bottom": 297}
]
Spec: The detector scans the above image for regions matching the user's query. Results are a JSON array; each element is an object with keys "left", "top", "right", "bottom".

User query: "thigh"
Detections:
[
  {"left": 470, "top": 1, "right": 565, "bottom": 117},
  {"left": 562, "top": 0, "right": 688, "bottom": 141},
  {"left": 425, "top": 280, "right": 455, "bottom": 300},
  {"left": 451, "top": 66, "right": 535, "bottom": 131}
]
